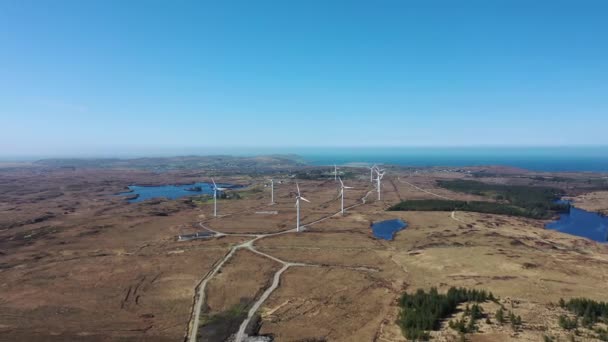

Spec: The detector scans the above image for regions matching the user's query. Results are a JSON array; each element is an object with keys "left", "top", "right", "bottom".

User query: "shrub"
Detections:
[
  {"left": 495, "top": 308, "right": 505, "bottom": 324},
  {"left": 558, "top": 315, "right": 578, "bottom": 330}
]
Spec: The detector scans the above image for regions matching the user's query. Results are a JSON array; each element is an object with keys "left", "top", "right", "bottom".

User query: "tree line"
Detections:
[{"left": 388, "top": 180, "right": 570, "bottom": 219}]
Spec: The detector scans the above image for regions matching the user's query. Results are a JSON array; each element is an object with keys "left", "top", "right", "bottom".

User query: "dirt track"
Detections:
[{"left": 186, "top": 185, "right": 377, "bottom": 342}]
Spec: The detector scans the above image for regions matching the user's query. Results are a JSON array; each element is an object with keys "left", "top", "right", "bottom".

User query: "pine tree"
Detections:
[
  {"left": 467, "top": 317, "right": 476, "bottom": 332},
  {"left": 496, "top": 308, "right": 505, "bottom": 324}
]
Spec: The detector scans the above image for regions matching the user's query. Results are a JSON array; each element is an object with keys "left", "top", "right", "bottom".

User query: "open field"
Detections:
[
  {"left": 2, "top": 160, "right": 608, "bottom": 341},
  {"left": 568, "top": 191, "right": 608, "bottom": 216}
]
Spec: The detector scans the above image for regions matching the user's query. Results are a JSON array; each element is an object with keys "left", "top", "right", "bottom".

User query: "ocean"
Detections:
[
  {"left": 295, "top": 147, "right": 608, "bottom": 172},
  {"left": 3, "top": 146, "right": 607, "bottom": 172}
]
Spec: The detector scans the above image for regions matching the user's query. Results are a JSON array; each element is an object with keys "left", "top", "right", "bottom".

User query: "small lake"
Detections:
[
  {"left": 546, "top": 204, "right": 608, "bottom": 243},
  {"left": 371, "top": 219, "right": 408, "bottom": 240},
  {"left": 118, "top": 182, "right": 239, "bottom": 203}
]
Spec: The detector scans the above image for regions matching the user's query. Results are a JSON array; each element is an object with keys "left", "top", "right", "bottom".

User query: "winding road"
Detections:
[{"left": 185, "top": 183, "right": 377, "bottom": 342}]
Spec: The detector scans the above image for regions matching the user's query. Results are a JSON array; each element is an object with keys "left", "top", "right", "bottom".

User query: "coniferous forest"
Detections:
[
  {"left": 389, "top": 180, "right": 569, "bottom": 219},
  {"left": 397, "top": 287, "right": 495, "bottom": 340}
]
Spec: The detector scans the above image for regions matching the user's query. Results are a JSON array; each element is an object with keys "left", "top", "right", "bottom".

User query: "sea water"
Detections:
[{"left": 298, "top": 147, "right": 608, "bottom": 172}]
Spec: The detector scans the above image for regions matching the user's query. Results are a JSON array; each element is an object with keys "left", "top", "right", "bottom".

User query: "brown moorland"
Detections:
[{"left": 2, "top": 160, "right": 608, "bottom": 341}]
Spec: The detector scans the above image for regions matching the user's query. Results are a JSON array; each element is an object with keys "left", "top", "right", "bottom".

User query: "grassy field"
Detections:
[{"left": 3, "top": 165, "right": 608, "bottom": 341}]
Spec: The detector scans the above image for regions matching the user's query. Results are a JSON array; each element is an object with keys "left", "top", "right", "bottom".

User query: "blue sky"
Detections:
[{"left": 1, "top": 0, "right": 607, "bottom": 157}]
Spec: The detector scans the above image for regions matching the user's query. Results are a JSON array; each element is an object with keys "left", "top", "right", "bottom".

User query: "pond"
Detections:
[
  {"left": 546, "top": 203, "right": 608, "bottom": 243},
  {"left": 371, "top": 219, "right": 408, "bottom": 240},
  {"left": 118, "top": 182, "right": 239, "bottom": 203}
]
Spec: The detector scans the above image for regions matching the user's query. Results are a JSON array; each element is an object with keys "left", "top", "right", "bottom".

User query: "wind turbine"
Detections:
[
  {"left": 369, "top": 164, "right": 377, "bottom": 182},
  {"left": 374, "top": 169, "right": 386, "bottom": 200},
  {"left": 338, "top": 177, "right": 353, "bottom": 215},
  {"left": 295, "top": 183, "right": 310, "bottom": 232},
  {"left": 269, "top": 178, "right": 275, "bottom": 205},
  {"left": 334, "top": 164, "right": 339, "bottom": 181},
  {"left": 211, "top": 178, "right": 227, "bottom": 217}
]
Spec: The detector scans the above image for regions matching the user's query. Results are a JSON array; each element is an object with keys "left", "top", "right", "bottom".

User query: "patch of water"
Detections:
[
  {"left": 371, "top": 219, "right": 408, "bottom": 240},
  {"left": 546, "top": 205, "right": 608, "bottom": 243},
  {"left": 117, "top": 182, "right": 239, "bottom": 203}
]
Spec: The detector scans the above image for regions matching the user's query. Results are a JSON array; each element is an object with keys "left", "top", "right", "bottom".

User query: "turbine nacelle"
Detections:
[
  {"left": 339, "top": 177, "right": 354, "bottom": 191},
  {"left": 211, "top": 178, "right": 227, "bottom": 192},
  {"left": 296, "top": 196, "right": 311, "bottom": 204}
]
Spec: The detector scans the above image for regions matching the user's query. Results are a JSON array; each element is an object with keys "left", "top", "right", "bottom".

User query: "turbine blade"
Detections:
[
  {"left": 296, "top": 182, "right": 300, "bottom": 195},
  {"left": 344, "top": 186, "right": 354, "bottom": 189},
  {"left": 339, "top": 177, "right": 344, "bottom": 186},
  {"left": 300, "top": 197, "right": 311, "bottom": 203}
]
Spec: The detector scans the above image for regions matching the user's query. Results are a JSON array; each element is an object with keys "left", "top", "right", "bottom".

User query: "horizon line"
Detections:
[{"left": 2, "top": 145, "right": 608, "bottom": 162}]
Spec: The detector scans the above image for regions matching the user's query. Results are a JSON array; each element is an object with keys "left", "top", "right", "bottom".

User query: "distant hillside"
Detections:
[{"left": 34, "top": 154, "right": 307, "bottom": 172}]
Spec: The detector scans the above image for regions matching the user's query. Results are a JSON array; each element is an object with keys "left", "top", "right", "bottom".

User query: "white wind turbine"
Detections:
[
  {"left": 374, "top": 169, "right": 386, "bottom": 200},
  {"left": 269, "top": 178, "right": 275, "bottom": 205},
  {"left": 211, "top": 178, "right": 227, "bottom": 217},
  {"left": 338, "top": 177, "right": 354, "bottom": 215},
  {"left": 333, "top": 164, "right": 339, "bottom": 181},
  {"left": 295, "top": 183, "right": 310, "bottom": 232},
  {"left": 369, "top": 164, "right": 377, "bottom": 182}
]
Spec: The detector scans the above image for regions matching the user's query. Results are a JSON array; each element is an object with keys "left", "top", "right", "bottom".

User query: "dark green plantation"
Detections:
[
  {"left": 397, "top": 287, "right": 495, "bottom": 340},
  {"left": 389, "top": 180, "right": 569, "bottom": 219},
  {"left": 560, "top": 297, "right": 608, "bottom": 327}
]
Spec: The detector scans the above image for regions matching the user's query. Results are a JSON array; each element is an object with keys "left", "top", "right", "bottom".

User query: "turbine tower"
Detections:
[
  {"left": 295, "top": 183, "right": 310, "bottom": 232},
  {"left": 270, "top": 179, "right": 275, "bottom": 205},
  {"left": 338, "top": 177, "right": 353, "bottom": 215},
  {"left": 211, "top": 178, "right": 227, "bottom": 217},
  {"left": 374, "top": 169, "right": 386, "bottom": 201}
]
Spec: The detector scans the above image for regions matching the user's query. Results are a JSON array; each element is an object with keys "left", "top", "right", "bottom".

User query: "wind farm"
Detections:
[
  {"left": 3, "top": 156, "right": 608, "bottom": 342},
  {"left": 2, "top": 1, "right": 608, "bottom": 341}
]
